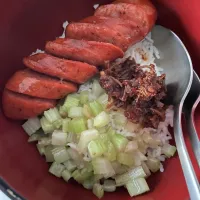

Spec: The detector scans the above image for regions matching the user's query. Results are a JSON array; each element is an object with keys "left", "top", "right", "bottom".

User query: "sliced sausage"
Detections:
[
  {"left": 2, "top": 89, "right": 56, "bottom": 119},
  {"left": 65, "top": 22, "right": 132, "bottom": 51},
  {"left": 45, "top": 38, "right": 124, "bottom": 66},
  {"left": 95, "top": 3, "right": 157, "bottom": 36},
  {"left": 113, "top": 0, "right": 157, "bottom": 23},
  {"left": 23, "top": 53, "right": 98, "bottom": 84},
  {"left": 6, "top": 69, "right": 77, "bottom": 99},
  {"left": 81, "top": 15, "right": 144, "bottom": 43}
]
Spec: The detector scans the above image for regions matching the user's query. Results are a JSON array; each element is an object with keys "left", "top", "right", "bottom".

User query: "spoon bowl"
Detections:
[{"left": 152, "top": 25, "right": 200, "bottom": 199}]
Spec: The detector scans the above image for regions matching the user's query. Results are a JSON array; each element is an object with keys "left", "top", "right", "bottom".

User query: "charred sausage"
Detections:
[
  {"left": 95, "top": 2, "right": 157, "bottom": 36},
  {"left": 65, "top": 22, "right": 132, "bottom": 51},
  {"left": 2, "top": 89, "right": 56, "bottom": 119},
  {"left": 6, "top": 69, "right": 77, "bottom": 99},
  {"left": 23, "top": 53, "right": 98, "bottom": 84},
  {"left": 45, "top": 38, "right": 124, "bottom": 66}
]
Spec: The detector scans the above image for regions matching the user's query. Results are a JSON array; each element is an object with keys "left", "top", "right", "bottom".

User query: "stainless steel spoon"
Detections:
[
  {"left": 152, "top": 25, "right": 200, "bottom": 200},
  {"left": 184, "top": 70, "right": 200, "bottom": 167}
]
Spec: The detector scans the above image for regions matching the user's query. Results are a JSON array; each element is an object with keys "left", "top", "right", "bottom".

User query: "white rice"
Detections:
[
  {"left": 30, "top": 49, "right": 45, "bottom": 55},
  {"left": 93, "top": 4, "right": 99, "bottom": 9},
  {"left": 59, "top": 21, "right": 69, "bottom": 38}
]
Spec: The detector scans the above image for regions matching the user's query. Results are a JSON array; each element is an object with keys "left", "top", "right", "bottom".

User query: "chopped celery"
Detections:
[
  {"left": 83, "top": 104, "right": 93, "bottom": 119},
  {"left": 125, "top": 141, "right": 138, "bottom": 153},
  {"left": 68, "top": 118, "right": 87, "bottom": 134},
  {"left": 80, "top": 91, "right": 89, "bottom": 105},
  {"left": 112, "top": 112, "right": 127, "bottom": 126},
  {"left": 62, "top": 169, "right": 72, "bottom": 182},
  {"left": 97, "top": 93, "right": 108, "bottom": 107},
  {"left": 87, "top": 119, "right": 94, "bottom": 129},
  {"left": 62, "top": 94, "right": 80, "bottom": 112},
  {"left": 63, "top": 160, "right": 77, "bottom": 172},
  {"left": 52, "top": 130, "right": 67, "bottom": 146},
  {"left": 83, "top": 178, "right": 95, "bottom": 190},
  {"left": 146, "top": 158, "right": 160, "bottom": 173},
  {"left": 78, "top": 129, "right": 99, "bottom": 152},
  {"left": 49, "top": 162, "right": 65, "bottom": 178},
  {"left": 93, "top": 183, "right": 104, "bottom": 199},
  {"left": 117, "top": 152, "right": 134, "bottom": 167},
  {"left": 107, "top": 127, "right": 116, "bottom": 138},
  {"left": 92, "top": 79, "right": 105, "bottom": 98},
  {"left": 97, "top": 126, "right": 108, "bottom": 134},
  {"left": 44, "top": 107, "right": 61, "bottom": 123},
  {"left": 110, "top": 133, "right": 128, "bottom": 152},
  {"left": 72, "top": 170, "right": 84, "bottom": 183},
  {"left": 28, "top": 133, "right": 42, "bottom": 142},
  {"left": 68, "top": 107, "right": 83, "bottom": 118},
  {"left": 36, "top": 144, "right": 45, "bottom": 155},
  {"left": 104, "top": 141, "right": 116, "bottom": 161},
  {"left": 53, "top": 119, "right": 63, "bottom": 129},
  {"left": 114, "top": 166, "right": 146, "bottom": 186},
  {"left": 59, "top": 105, "right": 68, "bottom": 118},
  {"left": 66, "top": 132, "right": 77, "bottom": 143},
  {"left": 52, "top": 147, "right": 70, "bottom": 164},
  {"left": 88, "top": 139, "right": 107, "bottom": 158},
  {"left": 62, "top": 118, "right": 71, "bottom": 133},
  {"left": 126, "top": 178, "right": 150, "bottom": 197},
  {"left": 89, "top": 101, "right": 103, "bottom": 116},
  {"left": 111, "top": 161, "right": 128, "bottom": 175},
  {"left": 162, "top": 144, "right": 176, "bottom": 158},
  {"left": 44, "top": 145, "right": 55, "bottom": 162},
  {"left": 80, "top": 168, "right": 93, "bottom": 180},
  {"left": 22, "top": 117, "right": 41, "bottom": 136},
  {"left": 94, "top": 174, "right": 104, "bottom": 182},
  {"left": 38, "top": 137, "right": 52, "bottom": 146},
  {"left": 103, "top": 180, "right": 116, "bottom": 192},
  {"left": 92, "top": 157, "right": 115, "bottom": 178},
  {"left": 93, "top": 111, "right": 110, "bottom": 128},
  {"left": 40, "top": 116, "right": 55, "bottom": 134},
  {"left": 67, "top": 148, "right": 83, "bottom": 166},
  {"left": 141, "top": 161, "right": 151, "bottom": 177}
]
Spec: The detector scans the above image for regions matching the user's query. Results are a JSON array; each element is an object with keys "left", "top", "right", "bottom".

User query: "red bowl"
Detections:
[{"left": 0, "top": 0, "right": 200, "bottom": 200}]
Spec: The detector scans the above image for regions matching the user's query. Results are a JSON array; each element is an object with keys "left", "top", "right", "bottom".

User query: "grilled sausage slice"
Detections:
[
  {"left": 65, "top": 22, "right": 132, "bottom": 51},
  {"left": 95, "top": 3, "right": 157, "bottom": 36},
  {"left": 45, "top": 38, "right": 124, "bottom": 66},
  {"left": 2, "top": 89, "right": 56, "bottom": 119},
  {"left": 6, "top": 69, "right": 77, "bottom": 99},
  {"left": 23, "top": 53, "right": 98, "bottom": 84}
]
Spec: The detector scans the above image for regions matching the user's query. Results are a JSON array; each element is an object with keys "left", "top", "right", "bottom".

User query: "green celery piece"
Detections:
[
  {"left": 111, "top": 133, "right": 128, "bottom": 152},
  {"left": 117, "top": 152, "right": 134, "bottom": 167},
  {"left": 93, "top": 183, "right": 104, "bottom": 199},
  {"left": 49, "top": 162, "right": 65, "bottom": 178},
  {"left": 89, "top": 101, "right": 103, "bottom": 116},
  {"left": 126, "top": 178, "right": 150, "bottom": 197},
  {"left": 62, "top": 169, "right": 72, "bottom": 182},
  {"left": 40, "top": 116, "right": 55, "bottom": 134},
  {"left": 80, "top": 91, "right": 89, "bottom": 105},
  {"left": 62, "top": 118, "right": 71, "bottom": 133}
]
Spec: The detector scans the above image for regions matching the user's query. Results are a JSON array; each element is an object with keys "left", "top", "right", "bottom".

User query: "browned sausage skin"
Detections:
[
  {"left": 6, "top": 69, "right": 77, "bottom": 99},
  {"left": 23, "top": 53, "right": 98, "bottom": 84},
  {"left": 65, "top": 22, "right": 132, "bottom": 51},
  {"left": 45, "top": 38, "right": 124, "bottom": 66},
  {"left": 95, "top": 2, "right": 157, "bottom": 36},
  {"left": 2, "top": 89, "right": 56, "bottom": 119}
]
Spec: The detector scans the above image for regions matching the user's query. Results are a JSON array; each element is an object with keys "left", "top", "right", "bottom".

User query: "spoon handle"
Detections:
[
  {"left": 174, "top": 106, "right": 200, "bottom": 200},
  {"left": 185, "top": 96, "right": 200, "bottom": 167}
]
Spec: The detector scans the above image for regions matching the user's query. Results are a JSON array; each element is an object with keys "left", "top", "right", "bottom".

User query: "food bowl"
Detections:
[{"left": 0, "top": 0, "right": 199, "bottom": 200}]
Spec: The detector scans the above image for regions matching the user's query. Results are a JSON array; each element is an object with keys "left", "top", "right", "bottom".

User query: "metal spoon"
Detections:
[
  {"left": 151, "top": 25, "right": 200, "bottom": 200},
  {"left": 184, "top": 70, "right": 200, "bottom": 167}
]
